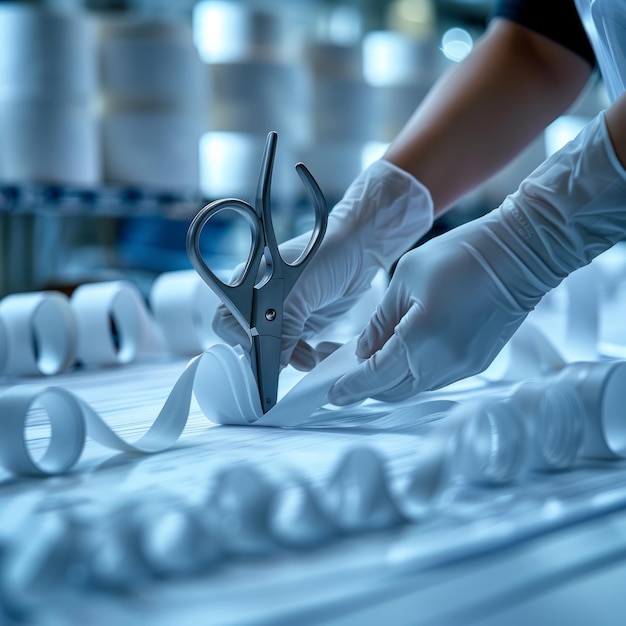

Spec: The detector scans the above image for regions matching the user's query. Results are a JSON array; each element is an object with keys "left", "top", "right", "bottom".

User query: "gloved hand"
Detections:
[
  {"left": 329, "top": 111, "right": 626, "bottom": 405},
  {"left": 212, "top": 159, "right": 434, "bottom": 370}
]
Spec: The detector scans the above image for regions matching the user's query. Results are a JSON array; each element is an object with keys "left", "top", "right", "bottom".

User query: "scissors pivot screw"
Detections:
[{"left": 265, "top": 308, "right": 277, "bottom": 322}]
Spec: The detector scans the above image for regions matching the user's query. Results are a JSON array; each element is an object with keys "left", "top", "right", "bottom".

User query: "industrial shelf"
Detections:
[{"left": 0, "top": 182, "right": 204, "bottom": 219}]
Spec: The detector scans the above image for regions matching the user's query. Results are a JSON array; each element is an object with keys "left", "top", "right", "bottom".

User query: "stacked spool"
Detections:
[
  {"left": 0, "top": 4, "right": 100, "bottom": 185},
  {"left": 362, "top": 30, "right": 440, "bottom": 143},
  {"left": 371, "top": 0, "right": 443, "bottom": 141},
  {"left": 99, "top": 17, "right": 206, "bottom": 191},
  {"left": 194, "top": 1, "right": 309, "bottom": 202},
  {"left": 302, "top": 40, "right": 378, "bottom": 204}
]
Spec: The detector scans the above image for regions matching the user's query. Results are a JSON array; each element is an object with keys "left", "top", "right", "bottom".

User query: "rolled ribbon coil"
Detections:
[
  {"left": 0, "top": 291, "right": 77, "bottom": 376},
  {"left": 71, "top": 281, "right": 146, "bottom": 366},
  {"left": 0, "top": 386, "right": 86, "bottom": 476}
]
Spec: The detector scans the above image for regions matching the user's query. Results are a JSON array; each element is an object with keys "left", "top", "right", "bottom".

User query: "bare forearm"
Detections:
[{"left": 383, "top": 19, "right": 593, "bottom": 217}]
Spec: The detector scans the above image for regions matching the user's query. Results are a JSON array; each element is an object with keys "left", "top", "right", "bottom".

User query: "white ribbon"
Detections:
[
  {"left": 0, "top": 291, "right": 77, "bottom": 376},
  {"left": 71, "top": 280, "right": 146, "bottom": 366},
  {"left": 149, "top": 269, "right": 222, "bottom": 356},
  {"left": 0, "top": 386, "right": 85, "bottom": 476},
  {"left": 0, "top": 339, "right": 358, "bottom": 476},
  {"left": 192, "top": 339, "right": 360, "bottom": 428}
]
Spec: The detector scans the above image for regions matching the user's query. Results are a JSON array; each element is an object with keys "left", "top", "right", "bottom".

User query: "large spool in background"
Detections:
[
  {"left": 0, "top": 4, "right": 100, "bottom": 185},
  {"left": 99, "top": 17, "right": 206, "bottom": 191},
  {"left": 194, "top": 2, "right": 309, "bottom": 206}
]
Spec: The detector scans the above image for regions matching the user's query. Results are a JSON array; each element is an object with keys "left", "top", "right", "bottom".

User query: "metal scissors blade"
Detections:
[{"left": 186, "top": 131, "right": 328, "bottom": 413}]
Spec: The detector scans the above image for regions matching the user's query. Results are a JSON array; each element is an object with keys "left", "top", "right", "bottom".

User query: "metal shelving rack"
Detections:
[{"left": 0, "top": 183, "right": 203, "bottom": 297}]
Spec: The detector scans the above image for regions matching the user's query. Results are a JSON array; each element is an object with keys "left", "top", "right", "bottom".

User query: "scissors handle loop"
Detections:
[
  {"left": 186, "top": 198, "right": 264, "bottom": 333},
  {"left": 285, "top": 162, "right": 328, "bottom": 291}
]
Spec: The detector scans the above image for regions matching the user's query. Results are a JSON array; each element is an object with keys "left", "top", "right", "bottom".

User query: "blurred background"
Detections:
[{"left": 0, "top": 0, "right": 609, "bottom": 298}]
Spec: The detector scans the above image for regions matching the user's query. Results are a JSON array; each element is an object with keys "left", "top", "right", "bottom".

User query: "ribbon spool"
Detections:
[
  {"left": 0, "top": 291, "right": 77, "bottom": 376},
  {"left": 193, "top": 2, "right": 296, "bottom": 63},
  {"left": 511, "top": 381, "right": 584, "bottom": 471},
  {"left": 150, "top": 270, "right": 222, "bottom": 356},
  {"left": 322, "top": 447, "right": 404, "bottom": 532},
  {"left": 448, "top": 397, "right": 528, "bottom": 485},
  {"left": 71, "top": 281, "right": 145, "bottom": 367},
  {"left": 99, "top": 17, "right": 204, "bottom": 190},
  {"left": 0, "top": 5, "right": 99, "bottom": 186},
  {"left": 556, "top": 360, "right": 626, "bottom": 459},
  {"left": 0, "top": 5, "right": 96, "bottom": 101},
  {"left": 0, "top": 387, "right": 86, "bottom": 476}
]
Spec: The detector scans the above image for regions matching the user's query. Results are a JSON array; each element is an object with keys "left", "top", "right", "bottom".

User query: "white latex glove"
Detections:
[
  {"left": 329, "top": 111, "right": 626, "bottom": 405},
  {"left": 212, "top": 159, "right": 434, "bottom": 370}
]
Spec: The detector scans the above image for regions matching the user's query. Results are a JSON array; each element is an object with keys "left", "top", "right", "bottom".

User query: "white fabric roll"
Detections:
[
  {"left": 199, "top": 131, "right": 297, "bottom": 199},
  {"left": 102, "top": 112, "right": 201, "bottom": 190},
  {"left": 98, "top": 18, "right": 206, "bottom": 191},
  {"left": 0, "top": 387, "right": 86, "bottom": 476},
  {"left": 311, "top": 77, "right": 378, "bottom": 142},
  {"left": 558, "top": 360, "right": 626, "bottom": 460},
  {"left": 0, "top": 291, "right": 77, "bottom": 376},
  {"left": 99, "top": 18, "right": 206, "bottom": 114},
  {"left": 193, "top": 1, "right": 297, "bottom": 63},
  {"left": 446, "top": 398, "right": 529, "bottom": 485},
  {"left": 0, "top": 100, "right": 100, "bottom": 185},
  {"left": 304, "top": 42, "right": 362, "bottom": 79},
  {"left": 0, "top": 4, "right": 96, "bottom": 102},
  {"left": 300, "top": 141, "right": 366, "bottom": 201},
  {"left": 71, "top": 281, "right": 146, "bottom": 367},
  {"left": 150, "top": 269, "right": 222, "bottom": 355},
  {"left": 362, "top": 30, "right": 439, "bottom": 87},
  {"left": 207, "top": 61, "right": 309, "bottom": 142},
  {"left": 511, "top": 381, "right": 584, "bottom": 471}
]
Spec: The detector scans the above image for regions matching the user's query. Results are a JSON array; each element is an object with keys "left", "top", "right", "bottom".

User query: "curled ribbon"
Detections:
[
  {"left": 0, "top": 291, "right": 77, "bottom": 376},
  {"left": 0, "top": 339, "right": 359, "bottom": 476},
  {"left": 0, "top": 273, "right": 217, "bottom": 380}
]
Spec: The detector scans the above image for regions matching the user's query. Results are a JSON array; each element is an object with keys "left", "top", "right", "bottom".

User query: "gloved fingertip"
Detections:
[
  {"left": 328, "top": 377, "right": 366, "bottom": 406},
  {"left": 283, "top": 339, "right": 315, "bottom": 371},
  {"left": 354, "top": 330, "right": 372, "bottom": 359},
  {"left": 211, "top": 306, "right": 233, "bottom": 333},
  {"left": 313, "top": 341, "right": 343, "bottom": 360},
  {"left": 327, "top": 383, "right": 350, "bottom": 406}
]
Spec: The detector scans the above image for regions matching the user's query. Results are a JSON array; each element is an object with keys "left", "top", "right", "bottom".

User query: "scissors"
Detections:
[{"left": 186, "top": 131, "right": 328, "bottom": 413}]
